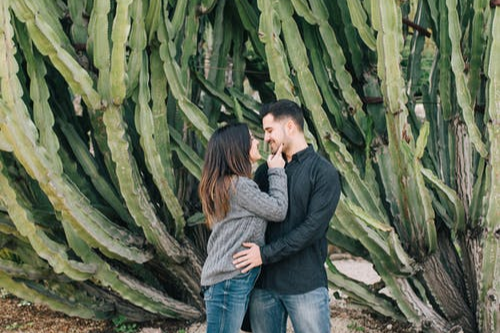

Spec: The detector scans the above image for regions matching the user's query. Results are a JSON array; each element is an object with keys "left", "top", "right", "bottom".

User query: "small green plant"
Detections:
[
  {"left": 176, "top": 330, "right": 186, "bottom": 333},
  {"left": 112, "top": 315, "right": 138, "bottom": 333},
  {"left": 347, "top": 321, "right": 366, "bottom": 332}
]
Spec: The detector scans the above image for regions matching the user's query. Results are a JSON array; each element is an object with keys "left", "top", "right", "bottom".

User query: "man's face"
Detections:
[{"left": 262, "top": 114, "right": 287, "bottom": 154}]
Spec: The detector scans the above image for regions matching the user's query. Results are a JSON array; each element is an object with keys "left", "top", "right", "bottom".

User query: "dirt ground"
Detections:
[
  {"left": 0, "top": 293, "right": 417, "bottom": 333},
  {"left": 0, "top": 295, "right": 112, "bottom": 333}
]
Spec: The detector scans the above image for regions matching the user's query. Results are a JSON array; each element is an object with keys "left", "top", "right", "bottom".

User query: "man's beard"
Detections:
[{"left": 270, "top": 141, "right": 283, "bottom": 154}]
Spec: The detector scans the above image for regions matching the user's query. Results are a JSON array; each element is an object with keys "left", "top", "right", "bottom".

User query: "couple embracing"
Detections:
[{"left": 199, "top": 99, "right": 341, "bottom": 333}]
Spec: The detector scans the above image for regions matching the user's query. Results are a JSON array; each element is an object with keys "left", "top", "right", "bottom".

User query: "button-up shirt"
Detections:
[{"left": 254, "top": 145, "right": 341, "bottom": 294}]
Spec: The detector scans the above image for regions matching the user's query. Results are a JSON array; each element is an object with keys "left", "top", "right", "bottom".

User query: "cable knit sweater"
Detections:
[{"left": 201, "top": 168, "right": 288, "bottom": 286}]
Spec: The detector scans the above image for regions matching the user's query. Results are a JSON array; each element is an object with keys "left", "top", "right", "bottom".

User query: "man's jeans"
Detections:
[
  {"left": 203, "top": 268, "right": 260, "bottom": 333},
  {"left": 249, "top": 287, "right": 330, "bottom": 333}
]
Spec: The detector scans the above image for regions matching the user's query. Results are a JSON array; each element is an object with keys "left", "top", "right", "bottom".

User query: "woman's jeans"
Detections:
[
  {"left": 203, "top": 267, "right": 260, "bottom": 333},
  {"left": 249, "top": 287, "right": 330, "bottom": 333}
]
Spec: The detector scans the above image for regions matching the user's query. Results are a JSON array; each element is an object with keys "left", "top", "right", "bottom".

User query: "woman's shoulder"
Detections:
[
  {"left": 232, "top": 176, "right": 260, "bottom": 196},
  {"left": 234, "top": 175, "right": 257, "bottom": 188}
]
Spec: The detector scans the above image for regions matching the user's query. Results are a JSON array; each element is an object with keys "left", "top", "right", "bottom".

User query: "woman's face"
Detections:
[{"left": 249, "top": 132, "right": 261, "bottom": 163}]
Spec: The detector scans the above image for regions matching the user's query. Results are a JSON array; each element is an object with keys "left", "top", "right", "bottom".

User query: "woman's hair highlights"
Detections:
[{"left": 199, "top": 123, "right": 253, "bottom": 228}]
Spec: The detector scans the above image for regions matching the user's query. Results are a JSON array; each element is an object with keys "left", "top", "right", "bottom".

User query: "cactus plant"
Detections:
[{"left": 0, "top": 0, "right": 498, "bottom": 332}]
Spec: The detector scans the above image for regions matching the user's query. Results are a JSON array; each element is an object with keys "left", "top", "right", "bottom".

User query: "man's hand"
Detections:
[{"left": 232, "top": 242, "right": 263, "bottom": 273}]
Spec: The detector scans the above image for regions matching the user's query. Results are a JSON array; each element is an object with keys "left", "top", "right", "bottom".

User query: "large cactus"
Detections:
[{"left": 0, "top": 0, "right": 498, "bottom": 332}]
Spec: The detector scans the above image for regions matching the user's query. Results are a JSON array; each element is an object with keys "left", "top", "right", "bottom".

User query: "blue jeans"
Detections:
[
  {"left": 249, "top": 287, "right": 330, "bottom": 333},
  {"left": 203, "top": 268, "right": 260, "bottom": 333}
]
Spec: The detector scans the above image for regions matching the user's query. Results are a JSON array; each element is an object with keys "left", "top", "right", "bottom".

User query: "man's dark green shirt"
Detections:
[{"left": 254, "top": 145, "right": 341, "bottom": 294}]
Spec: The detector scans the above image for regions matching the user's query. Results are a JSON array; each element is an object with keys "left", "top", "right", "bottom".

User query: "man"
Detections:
[{"left": 233, "top": 99, "right": 341, "bottom": 333}]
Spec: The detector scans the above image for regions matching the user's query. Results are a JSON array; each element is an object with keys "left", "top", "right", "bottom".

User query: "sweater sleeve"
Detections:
[
  {"left": 235, "top": 168, "right": 288, "bottom": 222},
  {"left": 261, "top": 165, "right": 340, "bottom": 264}
]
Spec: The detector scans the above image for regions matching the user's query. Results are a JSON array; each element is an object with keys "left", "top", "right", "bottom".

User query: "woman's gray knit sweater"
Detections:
[{"left": 201, "top": 168, "right": 288, "bottom": 286}]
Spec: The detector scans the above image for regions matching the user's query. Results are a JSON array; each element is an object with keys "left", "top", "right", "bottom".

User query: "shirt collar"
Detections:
[{"left": 290, "top": 145, "right": 314, "bottom": 163}]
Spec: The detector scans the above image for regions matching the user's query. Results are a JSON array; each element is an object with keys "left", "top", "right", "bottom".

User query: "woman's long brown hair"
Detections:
[{"left": 199, "top": 123, "right": 253, "bottom": 228}]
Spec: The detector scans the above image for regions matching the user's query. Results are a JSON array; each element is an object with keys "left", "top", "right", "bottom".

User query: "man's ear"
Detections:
[{"left": 286, "top": 119, "right": 295, "bottom": 134}]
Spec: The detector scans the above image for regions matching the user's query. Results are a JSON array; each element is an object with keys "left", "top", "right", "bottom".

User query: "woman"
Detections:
[{"left": 199, "top": 123, "right": 287, "bottom": 333}]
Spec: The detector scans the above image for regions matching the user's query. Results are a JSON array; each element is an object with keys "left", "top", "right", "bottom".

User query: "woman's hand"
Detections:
[{"left": 267, "top": 144, "right": 285, "bottom": 168}]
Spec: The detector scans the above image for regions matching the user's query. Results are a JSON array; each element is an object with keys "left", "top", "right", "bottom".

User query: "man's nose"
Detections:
[{"left": 264, "top": 133, "right": 271, "bottom": 142}]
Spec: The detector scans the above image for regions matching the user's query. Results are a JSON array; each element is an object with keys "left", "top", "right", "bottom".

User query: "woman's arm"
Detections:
[{"left": 236, "top": 169, "right": 288, "bottom": 222}]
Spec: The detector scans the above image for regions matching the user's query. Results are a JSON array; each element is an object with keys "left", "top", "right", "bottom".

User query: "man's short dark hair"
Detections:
[{"left": 260, "top": 99, "right": 305, "bottom": 131}]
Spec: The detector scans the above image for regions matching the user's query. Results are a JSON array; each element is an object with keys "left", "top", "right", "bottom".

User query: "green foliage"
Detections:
[
  {"left": 347, "top": 321, "right": 366, "bottom": 332},
  {"left": 112, "top": 315, "right": 138, "bottom": 333},
  {"left": 0, "top": 1, "right": 498, "bottom": 333}
]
